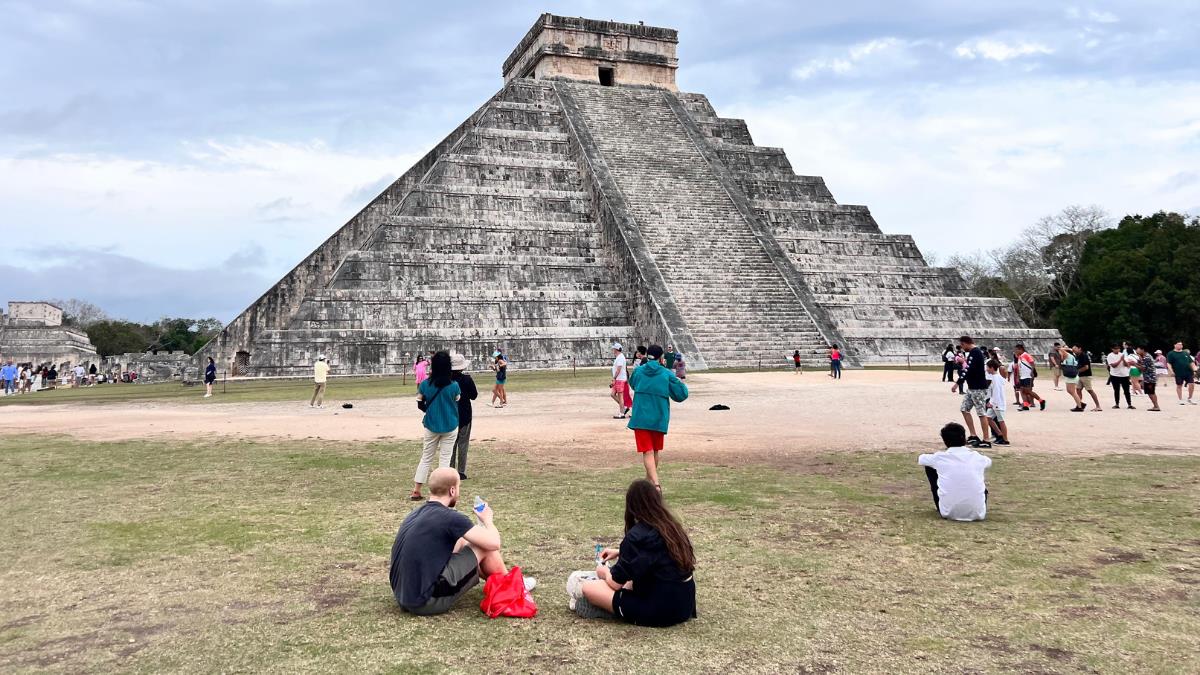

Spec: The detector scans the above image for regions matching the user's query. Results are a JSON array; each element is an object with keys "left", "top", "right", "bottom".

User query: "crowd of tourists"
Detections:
[
  {"left": 0, "top": 359, "right": 104, "bottom": 395},
  {"left": 943, "top": 336, "right": 1200, "bottom": 448}
]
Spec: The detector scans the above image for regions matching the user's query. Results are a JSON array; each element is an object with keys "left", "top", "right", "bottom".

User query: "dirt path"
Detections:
[{"left": 3, "top": 371, "right": 1196, "bottom": 464}]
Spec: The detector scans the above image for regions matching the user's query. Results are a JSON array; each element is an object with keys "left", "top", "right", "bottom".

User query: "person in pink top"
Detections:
[{"left": 414, "top": 355, "right": 429, "bottom": 387}]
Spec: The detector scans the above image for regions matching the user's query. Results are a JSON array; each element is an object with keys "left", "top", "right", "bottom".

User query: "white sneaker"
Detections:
[
  {"left": 203, "top": 393, "right": 211, "bottom": 398},
  {"left": 1180, "top": 401, "right": 1187, "bottom": 406},
  {"left": 523, "top": 576, "right": 538, "bottom": 593},
  {"left": 1190, "top": 400, "right": 1198, "bottom": 405}
]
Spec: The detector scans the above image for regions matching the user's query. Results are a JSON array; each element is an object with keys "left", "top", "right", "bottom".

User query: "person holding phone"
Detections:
[{"left": 566, "top": 480, "right": 696, "bottom": 626}]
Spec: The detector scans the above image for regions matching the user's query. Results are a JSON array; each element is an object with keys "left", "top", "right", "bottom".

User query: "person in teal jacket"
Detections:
[{"left": 628, "top": 344, "right": 689, "bottom": 490}]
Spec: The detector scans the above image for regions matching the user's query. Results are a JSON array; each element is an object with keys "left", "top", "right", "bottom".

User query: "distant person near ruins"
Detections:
[
  {"left": 413, "top": 355, "right": 428, "bottom": 387},
  {"left": 88, "top": 363, "right": 97, "bottom": 386},
  {"left": 72, "top": 364, "right": 85, "bottom": 388},
  {"left": 204, "top": 357, "right": 217, "bottom": 398},
  {"left": 794, "top": 349, "right": 804, "bottom": 374},
  {"left": 310, "top": 355, "right": 329, "bottom": 408},
  {"left": 448, "top": 352, "right": 478, "bottom": 481},
  {"left": 627, "top": 345, "right": 689, "bottom": 490},
  {"left": 3, "top": 360, "right": 18, "bottom": 395},
  {"left": 1106, "top": 345, "right": 1137, "bottom": 409},
  {"left": 490, "top": 351, "right": 508, "bottom": 408},
  {"left": 1060, "top": 345, "right": 1085, "bottom": 412},
  {"left": 1136, "top": 346, "right": 1161, "bottom": 412},
  {"left": 1073, "top": 345, "right": 1103, "bottom": 411},
  {"left": 828, "top": 345, "right": 843, "bottom": 379},
  {"left": 941, "top": 343, "right": 956, "bottom": 382},
  {"left": 1165, "top": 342, "right": 1196, "bottom": 405},
  {"left": 1047, "top": 342, "right": 1063, "bottom": 390},
  {"left": 664, "top": 345, "right": 676, "bottom": 371},
  {"left": 957, "top": 335, "right": 992, "bottom": 448},
  {"left": 673, "top": 350, "right": 686, "bottom": 380},
  {"left": 610, "top": 342, "right": 629, "bottom": 419},
  {"left": 1013, "top": 344, "right": 1045, "bottom": 411},
  {"left": 412, "top": 352, "right": 460, "bottom": 501}
]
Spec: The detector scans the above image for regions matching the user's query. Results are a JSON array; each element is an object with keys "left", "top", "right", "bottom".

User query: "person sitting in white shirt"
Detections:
[{"left": 918, "top": 423, "right": 992, "bottom": 521}]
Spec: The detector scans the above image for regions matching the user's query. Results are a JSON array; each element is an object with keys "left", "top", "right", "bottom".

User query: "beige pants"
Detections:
[
  {"left": 310, "top": 382, "right": 326, "bottom": 406},
  {"left": 414, "top": 428, "right": 457, "bottom": 484}
]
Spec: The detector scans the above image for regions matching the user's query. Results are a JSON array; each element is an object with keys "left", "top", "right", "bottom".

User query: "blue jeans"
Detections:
[
  {"left": 3, "top": 379, "right": 14, "bottom": 394},
  {"left": 830, "top": 361, "right": 842, "bottom": 379}
]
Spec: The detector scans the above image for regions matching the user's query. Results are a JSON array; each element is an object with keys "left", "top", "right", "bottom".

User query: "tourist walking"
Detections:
[
  {"left": 610, "top": 343, "right": 629, "bottom": 419},
  {"left": 1073, "top": 345, "right": 1103, "bottom": 411},
  {"left": 448, "top": 352, "right": 478, "bottom": 480},
  {"left": 1014, "top": 344, "right": 1045, "bottom": 411},
  {"left": 1047, "top": 342, "right": 1063, "bottom": 390},
  {"left": 956, "top": 335, "right": 992, "bottom": 448},
  {"left": 411, "top": 352, "right": 461, "bottom": 501},
  {"left": 1106, "top": 345, "right": 1137, "bottom": 409},
  {"left": 310, "top": 355, "right": 329, "bottom": 407},
  {"left": 794, "top": 349, "right": 803, "bottom": 374},
  {"left": 1060, "top": 345, "right": 1085, "bottom": 411},
  {"left": 1136, "top": 346, "right": 1161, "bottom": 411},
  {"left": 490, "top": 351, "right": 508, "bottom": 408},
  {"left": 627, "top": 345, "right": 689, "bottom": 489},
  {"left": 673, "top": 350, "right": 686, "bottom": 380},
  {"left": 829, "top": 345, "right": 843, "bottom": 379},
  {"left": 72, "top": 364, "right": 85, "bottom": 388},
  {"left": 985, "top": 360, "right": 1010, "bottom": 445},
  {"left": 1165, "top": 342, "right": 1196, "bottom": 405},
  {"left": 566, "top": 479, "right": 697, "bottom": 625},
  {"left": 941, "top": 343, "right": 956, "bottom": 382},
  {"left": 204, "top": 357, "right": 217, "bottom": 398}
]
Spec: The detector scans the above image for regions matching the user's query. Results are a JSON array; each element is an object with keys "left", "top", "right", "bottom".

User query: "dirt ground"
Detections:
[{"left": 4, "top": 370, "right": 1195, "bottom": 464}]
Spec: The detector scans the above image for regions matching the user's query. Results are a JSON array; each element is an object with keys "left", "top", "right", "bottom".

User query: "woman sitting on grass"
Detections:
[{"left": 567, "top": 480, "right": 697, "bottom": 627}]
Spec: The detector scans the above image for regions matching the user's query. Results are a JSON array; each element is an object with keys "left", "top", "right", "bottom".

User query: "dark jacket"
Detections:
[{"left": 452, "top": 372, "right": 479, "bottom": 426}]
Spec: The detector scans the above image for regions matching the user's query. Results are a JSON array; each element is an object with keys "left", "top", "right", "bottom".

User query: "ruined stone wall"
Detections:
[
  {"left": 503, "top": 14, "right": 678, "bottom": 89},
  {"left": 0, "top": 325, "right": 97, "bottom": 367},
  {"left": 7, "top": 302, "right": 63, "bottom": 326}
]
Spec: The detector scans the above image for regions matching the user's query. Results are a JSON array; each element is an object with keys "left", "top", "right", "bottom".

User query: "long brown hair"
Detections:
[{"left": 624, "top": 480, "right": 695, "bottom": 573}]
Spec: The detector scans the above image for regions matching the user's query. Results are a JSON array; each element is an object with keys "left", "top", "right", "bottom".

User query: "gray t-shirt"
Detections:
[{"left": 389, "top": 502, "right": 473, "bottom": 609}]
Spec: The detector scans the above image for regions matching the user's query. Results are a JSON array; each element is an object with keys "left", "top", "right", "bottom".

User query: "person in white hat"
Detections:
[
  {"left": 310, "top": 354, "right": 329, "bottom": 408},
  {"left": 610, "top": 342, "right": 629, "bottom": 419},
  {"left": 448, "top": 352, "right": 478, "bottom": 480}
]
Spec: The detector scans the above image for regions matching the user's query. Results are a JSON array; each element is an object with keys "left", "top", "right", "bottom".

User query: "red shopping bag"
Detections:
[{"left": 479, "top": 566, "right": 538, "bottom": 619}]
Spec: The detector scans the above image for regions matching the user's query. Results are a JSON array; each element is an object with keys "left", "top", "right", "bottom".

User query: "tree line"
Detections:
[
  {"left": 948, "top": 207, "right": 1200, "bottom": 351},
  {"left": 51, "top": 299, "right": 221, "bottom": 357}
]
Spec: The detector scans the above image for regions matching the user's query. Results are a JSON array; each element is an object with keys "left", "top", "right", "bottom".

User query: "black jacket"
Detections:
[{"left": 452, "top": 372, "right": 478, "bottom": 425}]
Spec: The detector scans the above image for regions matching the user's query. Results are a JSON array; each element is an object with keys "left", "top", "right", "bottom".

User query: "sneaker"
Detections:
[
  {"left": 1127, "top": 405, "right": 1136, "bottom": 410},
  {"left": 1039, "top": 401, "right": 1046, "bottom": 411},
  {"left": 523, "top": 576, "right": 538, "bottom": 593},
  {"left": 458, "top": 472, "right": 468, "bottom": 481},
  {"left": 573, "top": 595, "right": 611, "bottom": 619},
  {"left": 1112, "top": 405, "right": 1120, "bottom": 409},
  {"left": 994, "top": 437, "right": 1011, "bottom": 446},
  {"left": 565, "top": 570, "right": 595, "bottom": 608},
  {"left": 1190, "top": 400, "right": 1198, "bottom": 405},
  {"left": 975, "top": 441, "right": 993, "bottom": 449},
  {"left": 967, "top": 435, "right": 981, "bottom": 447},
  {"left": 1071, "top": 407, "right": 1084, "bottom": 413},
  {"left": 203, "top": 393, "right": 212, "bottom": 398},
  {"left": 1180, "top": 401, "right": 1187, "bottom": 406}
]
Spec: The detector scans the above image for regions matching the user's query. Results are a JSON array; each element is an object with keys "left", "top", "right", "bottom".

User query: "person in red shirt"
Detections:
[{"left": 1013, "top": 344, "right": 1046, "bottom": 411}]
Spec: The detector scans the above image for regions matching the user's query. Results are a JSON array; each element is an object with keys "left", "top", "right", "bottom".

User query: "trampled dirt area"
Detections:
[{"left": 4, "top": 370, "right": 1196, "bottom": 463}]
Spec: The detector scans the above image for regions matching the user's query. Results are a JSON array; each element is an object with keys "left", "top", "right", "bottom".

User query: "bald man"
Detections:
[{"left": 389, "top": 468, "right": 532, "bottom": 615}]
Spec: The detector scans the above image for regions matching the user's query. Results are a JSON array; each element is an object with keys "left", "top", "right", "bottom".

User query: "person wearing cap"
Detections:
[
  {"left": 310, "top": 355, "right": 329, "bottom": 408},
  {"left": 448, "top": 352, "right": 478, "bottom": 480},
  {"left": 489, "top": 351, "right": 508, "bottom": 408},
  {"left": 627, "top": 344, "right": 689, "bottom": 489},
  {"left": 610, "top": 342, "right": 629, "bottom": 419}
]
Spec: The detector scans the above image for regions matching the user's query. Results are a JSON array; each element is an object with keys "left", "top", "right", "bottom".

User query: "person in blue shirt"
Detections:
[
  {"left": 411, "top": 351, "right": 461, "bottom": 501},
  {"left": 627, "top": 345, "right": 689, "bottom": 490},
  {"left": 204, "top": 357, "right": 217, "bottom": 398},
  {"left": 1, "top": 360, "right": 16, "bottom": 396}
]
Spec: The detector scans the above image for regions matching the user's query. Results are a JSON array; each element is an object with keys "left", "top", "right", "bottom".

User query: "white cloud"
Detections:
[
  {"left": 724, "top": 78, "right": 1200, "bottom": 261},
  {"left": 792, "top": 37, "right": 910, "bottom": 80},
  {"left": 954, "top": 38, "right": 1054, "bottom": 61}
]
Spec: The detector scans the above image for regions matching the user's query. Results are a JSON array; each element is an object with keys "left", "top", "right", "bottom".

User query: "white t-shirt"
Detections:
[
  {"left": 612, "top": 353, "right": 627, "bottom": 381},
  {"left": 987, "top": 372, "right": 1007, "bottom": 411},
  {"left": 1017, "top": 352, "right": 1036, "bottom": 380},
  {"left": 918, "top": 446, "right": 992, "bottom": 521},
  {"left": 1106, "top": 352, "right": 1134, "bottom": 377}
]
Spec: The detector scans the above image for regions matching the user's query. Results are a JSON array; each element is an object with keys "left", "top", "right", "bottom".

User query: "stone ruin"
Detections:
[
  {"left": 198, "top": 14, "right": 1060, "bottom": 375},
  {"left": 0, "top": 301, "right": 98, "bottom": 368},
  {"left": 103, "top": 351, "right": 193, "bottom": 383}
]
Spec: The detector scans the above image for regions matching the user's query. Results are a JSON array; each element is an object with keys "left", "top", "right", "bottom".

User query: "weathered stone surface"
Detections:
[
  {"left": 0, "top": 301, "right": 98, "bottom": 368},
  {"left": 197, "top": 14, "right": 1059, "bottom": 375}
]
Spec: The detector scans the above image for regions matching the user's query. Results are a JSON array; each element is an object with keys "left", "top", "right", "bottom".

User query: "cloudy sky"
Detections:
[{"left": 2, "top": 0, "right": 1197, "bottom": 322}]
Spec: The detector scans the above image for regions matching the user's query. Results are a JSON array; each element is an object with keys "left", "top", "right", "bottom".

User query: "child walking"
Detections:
[{"left": 627, "top": 345, "right": 689, "bottom": 490}]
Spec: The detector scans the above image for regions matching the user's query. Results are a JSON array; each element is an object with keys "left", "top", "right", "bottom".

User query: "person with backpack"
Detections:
[
  {"left": 1013, "top": 343, "right": 1045, "bottom": 411},
  {"left": 411, "top": 351, "right": 461, "bottom": 501},
  {"left": 1060, "top": 345, "right": 1084, "bottom": 411}
]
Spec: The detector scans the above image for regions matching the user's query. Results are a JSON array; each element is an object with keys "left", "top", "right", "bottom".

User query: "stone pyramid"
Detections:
[{"left": 199, "top": 14, "right": 1059, "bottom": 376}]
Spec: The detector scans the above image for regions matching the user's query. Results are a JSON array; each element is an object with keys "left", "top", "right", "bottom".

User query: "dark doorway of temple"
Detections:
[
  {"left": 598, "top": 66, "right": 614, "bottom": 86},
  {"left": 233, "top": 350, "right": 250, "bottom": 376}
]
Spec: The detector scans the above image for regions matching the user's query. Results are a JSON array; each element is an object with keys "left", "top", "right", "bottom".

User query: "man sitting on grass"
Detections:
[
  {"left": 918, "top": 423, "right": 992, "bottom": 522},
  {"left": 389, "top": 468, "right": 535, "bottom": 615}
]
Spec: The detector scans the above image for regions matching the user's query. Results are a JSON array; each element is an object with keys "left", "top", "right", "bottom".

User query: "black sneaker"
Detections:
[
  {"left": 458, "top": 472, "right": 468, "bottom": 481},
  {"left": 1127, "top": 405, "right": 1136, "bottom": 410},
  {"left": 975, "top": 441, "right": 993, "bottom": 448},
  {"left": 1040, "top": 401, "right": 1046, "bottom": 411},
  {"left": 967, "top": 435, "right": 982, "bottom": 447},
  {"left": 994, "top": 437, "right": 1011, "bottom": 446}
]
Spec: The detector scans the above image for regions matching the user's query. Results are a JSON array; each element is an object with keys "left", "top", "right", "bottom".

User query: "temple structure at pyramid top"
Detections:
[
  {"left": 502, "top": 14, "right": 679, "bottom": 90},
  {"left": 196, "top": 14, "right": 1059, "bottom": 376}
]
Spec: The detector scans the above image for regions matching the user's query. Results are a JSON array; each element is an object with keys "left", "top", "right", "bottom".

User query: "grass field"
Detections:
[
  {"left": 0, "top": 369, "right": 612, "bottom": 407},
  {"left": 1, "top": 434, "right": 1197, "bottom": 673}
]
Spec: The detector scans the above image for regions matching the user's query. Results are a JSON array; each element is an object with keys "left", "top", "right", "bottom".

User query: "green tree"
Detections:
[
  {"left": 1055, "top": 211, "right": 1200, "bottom": 351},
  {"left": 147, "top": 317, "right": 222, "bottom": 355},
  {"left": 86, "top": 321, "right": 154, "bottom": 357}
]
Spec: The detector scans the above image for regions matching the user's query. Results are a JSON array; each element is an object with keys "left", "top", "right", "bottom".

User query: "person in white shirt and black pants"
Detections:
[
  {"left": 1105, "top": 344, "right": 1138, "bottom": 409},
  {"left": 918, "top": 423, "right": 992, "bottom": 521}
]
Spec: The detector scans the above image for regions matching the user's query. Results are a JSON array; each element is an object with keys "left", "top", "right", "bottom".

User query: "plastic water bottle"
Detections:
[
  {"left": 473, "top": 496, "right": 486, "bottom": 520},
  {"left": 594, "top": 544, "right": 604, "bottom": 566}
]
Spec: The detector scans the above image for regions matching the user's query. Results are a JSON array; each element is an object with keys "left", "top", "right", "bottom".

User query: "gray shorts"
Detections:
[
  {"left": 404, "top": 548, "right": 480, "bottom": 616},
  {"left": 960, "top": 389, "right": 988, "bottom": 416},
  {"left": 986, "top": 407, "right": 1006, "bottom": 422}
]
